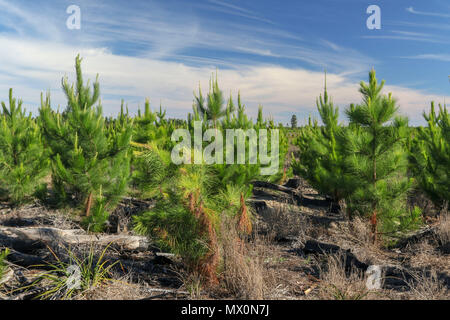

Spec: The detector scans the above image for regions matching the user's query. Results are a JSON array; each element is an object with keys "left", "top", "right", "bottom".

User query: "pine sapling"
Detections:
[
  {"left": 0, "top": 89, "right": 49, "bottom": 204},
  {"left": 39, "top": 55, "right": 132, "bottom": 232}
]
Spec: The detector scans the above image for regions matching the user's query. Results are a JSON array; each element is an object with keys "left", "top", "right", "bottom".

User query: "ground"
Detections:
[{"left": 0, "top": 177, "right": 448, "bottom": 300}]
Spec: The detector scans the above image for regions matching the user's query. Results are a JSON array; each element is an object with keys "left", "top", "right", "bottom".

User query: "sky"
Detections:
[{"left": 0, "top": 0, "right": 449, "bottom": 125}]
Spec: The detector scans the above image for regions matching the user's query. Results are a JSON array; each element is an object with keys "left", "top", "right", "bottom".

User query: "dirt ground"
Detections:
[{"left": 0, "top": 177, "right": 448, "bottom": 300}]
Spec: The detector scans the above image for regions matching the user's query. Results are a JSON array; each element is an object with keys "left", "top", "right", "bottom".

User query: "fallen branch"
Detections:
[
  {"left": 6, "top": 249, "right": 52, "bottom": 270},
  {"left": 0, "top": 226, "right": 150, "bottom": 252},
  {"left": 393, "top": 226, "right": 439, "bottom": 249},
  {"left": 252, "top": 181, "right": 301, "bottom": 198}
]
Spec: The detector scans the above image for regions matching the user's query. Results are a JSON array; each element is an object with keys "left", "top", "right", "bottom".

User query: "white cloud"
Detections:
[
  {"left": 0, "top": 36, "right": 446, "bottom": 126},
  {"left": 0, "top": 1, "right": 447, "bottom": 126}
]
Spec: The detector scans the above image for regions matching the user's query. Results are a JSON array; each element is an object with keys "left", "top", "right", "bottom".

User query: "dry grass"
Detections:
[
  {"left": 315, "top": 253, "right": 374, "bottom": 300},
  {"left": 78, "top": 275, "right": 149, "bottom": 300},
  {"left": 408, "top": 269, "right": 449, "bottom": 300},
  {"left": 406, "top": 241, "right": 449, "bottom": 274},
  {"left": 349, "top": 216, "right": 373, "bottom": 245},
  {"left": 258, "top": 200, "right": 314, "bottom": 244},
  {"left": 177, "top": 270, "right": 204, "bottom": 299},
  {"left": 437, "top": 210, "right": 450, "bottom": 245},
  {"left": 216, "top": 217, "right": 273, "bottom": 300}
]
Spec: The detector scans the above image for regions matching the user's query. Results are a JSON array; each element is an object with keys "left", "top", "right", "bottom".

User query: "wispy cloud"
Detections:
[
  {"left": 362, "top": 30, "right": 448, "bottom": 44},
  {"left": 0, "top": 0, "right": 373, "bottom": 75},
  {"left": 402, "top": 54, "right": 450, "bottom": 62},
  {"left": 0, "top": 0, "right": 446, "bottom": 126},
  {"left": 0, "top": 36, "right": 444, "bottom": 126},
  {"left": 385, "top": 20, "right": 450, "bottom": 31},
  {"left": 205, "top": 0, "right": 274, "bottom": 24},
  {"left": 406, "top": 6, "right": 450, "bottom": 18}
]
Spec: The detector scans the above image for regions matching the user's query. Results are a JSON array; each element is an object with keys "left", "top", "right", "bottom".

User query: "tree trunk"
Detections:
[{"left": 85, "top": 192, "right": 93, "bottom": 217}]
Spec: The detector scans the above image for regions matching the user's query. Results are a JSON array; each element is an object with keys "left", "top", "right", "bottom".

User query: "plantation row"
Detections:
[
  {"left": 0, "top": 56, "right": 448, "bottom": 283},
  {"left": 293, "top": 70, "right": 449, "bottom": 243},
  {"left": 0, "top": 56, "right": 289, "bottom": 283}
]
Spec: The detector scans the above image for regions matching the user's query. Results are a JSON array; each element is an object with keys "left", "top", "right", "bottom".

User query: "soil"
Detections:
[{"left": 0, "top": 177, "right": 448, "bottom": 300}]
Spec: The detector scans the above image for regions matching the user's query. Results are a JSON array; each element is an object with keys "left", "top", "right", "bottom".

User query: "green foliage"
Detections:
[
  {"left": 134, "top": 193, "right": 210, "bottom": 267},
  {"left": 132, "top": 98, "right": 175, "bottom": 151},
  {"left": 293, "top": 69, "right": 421, "bottom": 239},
  {"left": 292, "top": 79, "right": 354, "bottom": 202},
  {"left": 343, "top": 69, "right": 419, "bottom": 236},
  {"left": 39, "top": 55, "right": 132, "bottom": 231},
  {"left": 194, "top": 73, "right": 226, "bottom": 128},
  {"left": 133, "top": 98, "right": 157, "bottom": 144},
  {"left": 410, "top": 103, "right": 449, "bottom": 207},
  {"left": 291, "top": 114, "right": 297, "bottom": 128},
  {"left": 134, "top": 160, "right": 219, "bottom": 271},
  {"left": 133, "top": 136, "right": 255, "bottom": 279},
  {"left": 190, "top": 79, "right": 288, "bottom": 188},
  {"left": 130, "top": 141, "right": 178, "bottom": 198},
  {"left": 0, "top": 89, "right": 49, "bottom": 204}
]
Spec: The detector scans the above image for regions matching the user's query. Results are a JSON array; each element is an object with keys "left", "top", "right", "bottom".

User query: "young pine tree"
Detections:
[
  {"left": 291, "top": 114, "right": 297, "bottom": 128},
  {"left": 133, "top": 98, "right": 157, "bottom": 144},
  {"left": 343, "top": 69, "right": 419, "bottom": 242},
  {"left": 410, "top": 103, "right": 449, "bottom": 208},
  {"left": 0, "top": 89, "right": 49, "bottom": 204},
  {"left": 293, "top": 78, "right": 353, "bottom": 207},
  {"left": 39, "top": 55, "right": 133, "bottom": 232},
  {"left": 194, "top": 74, "right": 226, "bottom": 128}
]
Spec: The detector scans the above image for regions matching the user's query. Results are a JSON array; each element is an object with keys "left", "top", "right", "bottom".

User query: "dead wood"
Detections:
[{"left": 0, "top": 226, "right": 150, "bottom": 252}]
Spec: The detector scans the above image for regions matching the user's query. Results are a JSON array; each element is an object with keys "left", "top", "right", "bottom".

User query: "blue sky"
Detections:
[{"left": 0, "top": 0, "right": 449, "bottom": 125}]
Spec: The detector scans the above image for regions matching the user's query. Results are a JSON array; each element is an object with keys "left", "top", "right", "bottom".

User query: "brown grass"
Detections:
[
  {"left": 258, "top": 200, "right": 314, "bottom": 244},
  {"left": 78, "top": 276, "right": 149, "bottom": 300},
  {"left": 315, "top": 253, "right": 373, "bottom": 300},
  {"left": 217, "top": 217, "right": 272, "bottom": 300},
  {"left": 177, "top": 270, "right": 204, "bottom": 299},
  {"left": 437, "top": 209, "right": 450, "bottom": 245},
  {"left": 408, "top": 269, "right": 449, "bottom": 300}
]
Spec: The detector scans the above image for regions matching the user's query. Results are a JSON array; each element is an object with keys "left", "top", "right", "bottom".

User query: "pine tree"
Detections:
[
  {"left": 343, "top": 69, "right": 419, "bottom": 242},
  {"left": 133, "top": 98, "right": 157, "bottom": 144},
  {"left": 291, "top": 114, "right": 297, "bottom": 128},
  {"left": 0, "top": 89, "right": 49, "bottom": 204},
  {"left": 194, "top": 74, "right": 226, "bottom": 128},
  {"left": 293, "top": 76, "right": 354, "bottom": 207},
  {"left": 410, "top": 102, "right": 449, "bottom": 207},
  {"left": 39, "top": 55, "right": 133, "bottom": 232}
]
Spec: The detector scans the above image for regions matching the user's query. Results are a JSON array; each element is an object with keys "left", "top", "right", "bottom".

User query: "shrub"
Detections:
[
  {"left": 0, "top": 89, "right": 49, "bottom": 204},
  {"left": 410, "top": 103, "right": 449, "bottom": 208}
]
